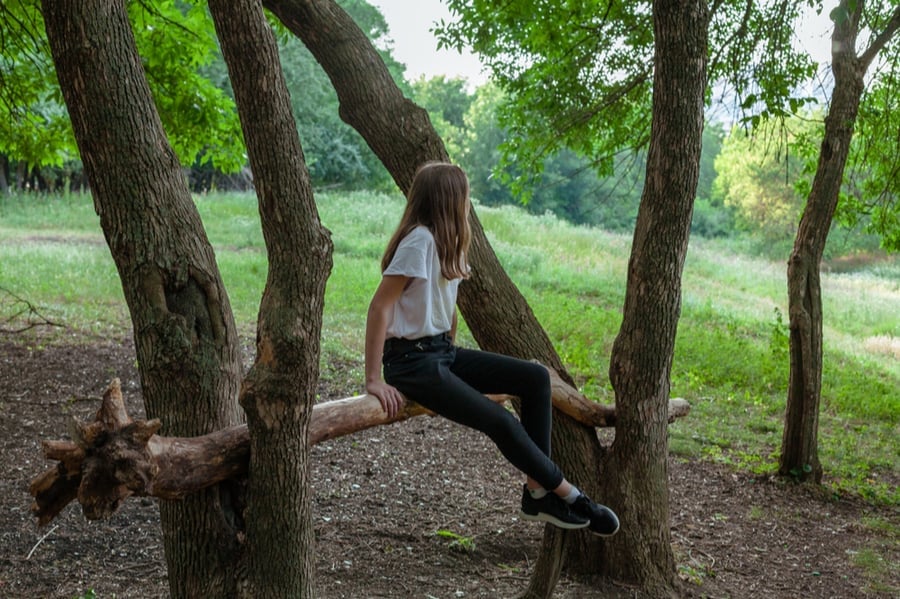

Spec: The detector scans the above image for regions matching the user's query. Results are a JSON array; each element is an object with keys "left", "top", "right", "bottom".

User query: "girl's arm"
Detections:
[
  {"left": 365, "top": 274, "right": 408, "bottom": 418},
  {"left": 450, "top": 308, "right": 458, "bottom": 344}
]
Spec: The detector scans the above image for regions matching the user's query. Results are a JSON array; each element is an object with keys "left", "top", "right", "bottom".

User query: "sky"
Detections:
[
  {"left": 367, "top": 0, "right": 487, "bottom": 85},
  {"left": 368, "top": 0, "right": 836, "bottom": 87}
]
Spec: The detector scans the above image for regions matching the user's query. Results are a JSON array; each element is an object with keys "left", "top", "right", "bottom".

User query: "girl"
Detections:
[{"left": 365, "top": 162, "right": 618, "bottom": 536}]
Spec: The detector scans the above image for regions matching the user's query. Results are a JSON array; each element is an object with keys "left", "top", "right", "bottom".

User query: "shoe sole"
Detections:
[
  {"left": 586, "top": 513, "right": 620, "bottom": 537},
  {"left": 587, "top": 523, "right": 620, "bottom": 537},
  {"left": 519, "top": 509, "right": 590, "bottom": 530}
]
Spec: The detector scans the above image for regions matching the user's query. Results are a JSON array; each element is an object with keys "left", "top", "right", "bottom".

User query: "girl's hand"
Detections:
[{"left": 367, "top": 379, "right": 405, "bottom": 419}]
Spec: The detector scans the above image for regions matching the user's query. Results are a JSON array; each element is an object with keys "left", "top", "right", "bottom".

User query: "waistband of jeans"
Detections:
[{"left": 383, "top": 332, "right": 451, "bottom": 352}]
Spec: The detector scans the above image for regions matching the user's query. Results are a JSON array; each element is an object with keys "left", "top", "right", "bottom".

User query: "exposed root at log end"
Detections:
[{"left": 30, "top": 379, "right": 161, "bottom": 525}]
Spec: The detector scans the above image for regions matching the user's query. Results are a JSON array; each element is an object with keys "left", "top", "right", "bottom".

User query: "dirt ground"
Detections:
[{"left": 0, "top": 336, "right": 897, "bottom": 598}]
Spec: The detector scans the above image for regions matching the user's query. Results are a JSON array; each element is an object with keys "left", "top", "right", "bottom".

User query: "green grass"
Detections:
[
  {"left": 2, "top": 190, "right": 898, "bottom": 505},
  {"left": 850, "top": 521, "right": 899, "bottom": 596}
]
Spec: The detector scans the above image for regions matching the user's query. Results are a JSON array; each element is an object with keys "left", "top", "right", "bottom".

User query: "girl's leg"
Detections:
[
  {"left": 527, "top": 477, "right": 577, "bottom": 498},
  {"left": 449, "top": 348, "right": 553, "bottom": 457},
  {"left": 384, "top": 347, "right": 564, "bottom": 490},
  {"left": 449, "top": 349, "right": 582, "bottom": 500},
  {"left": 385, "top": 343, "right": 602, "bottom": 531}
]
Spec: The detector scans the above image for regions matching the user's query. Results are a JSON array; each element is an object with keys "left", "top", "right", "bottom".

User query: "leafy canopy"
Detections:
[
  {"left": 713, "top": 115, "right": 817, "bottom": 241},
  {"left": 0, "top": 0, "right": 245, "bottom": 174},
  {"left": 437, "top": 0, "right": 898, "bottom": 249},
  {"left": 437, "top": 0, "right": 655, "bottom": 197}
]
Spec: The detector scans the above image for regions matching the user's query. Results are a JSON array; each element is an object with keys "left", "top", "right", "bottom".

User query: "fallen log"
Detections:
[{"left": 29, "top": 370, "right": 690, "bottom": 525}]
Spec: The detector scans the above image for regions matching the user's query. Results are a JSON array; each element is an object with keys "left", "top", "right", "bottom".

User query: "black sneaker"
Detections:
[
  {"left": 519, "top": 486, "right": 590, "bottom": 530},
  {"left": 571, "top": 494, "right": 620, "bottom": 537}
]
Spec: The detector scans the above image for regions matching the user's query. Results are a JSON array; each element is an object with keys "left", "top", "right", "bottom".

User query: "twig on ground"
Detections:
[
  {"left": 26, "top": 524, "right": 59, "bottom": 560},
  {"left": 0, "top": 287, "right": 64, "bottom": 334}
]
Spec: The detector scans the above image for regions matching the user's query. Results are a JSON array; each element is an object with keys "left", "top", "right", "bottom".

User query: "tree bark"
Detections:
[
  {"left": 261, "top": 0, "right": 445, "bottom": 192},
  {"left": 40, "top": 2, "right": 245, "bottom": 596},
  {"left": 0, "top": 154, "right": 9, "bottom": 194},
  {"left": 262, "top": 1, "right": 609, "bottom": 591},
  {"left": 208, "top": 0, "right": 333, "bottom": 596},
  {"left": 603, "top": 0, "right": 708, "bottom": 595},
  {"left": 29, "top": 376, "right": 689, "bottom": 526},
  {"left": 779, "top": 1, "right": 899, "bottom": 482}
]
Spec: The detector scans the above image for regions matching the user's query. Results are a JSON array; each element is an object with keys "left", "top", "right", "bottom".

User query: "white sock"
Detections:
[
  {"left": 528, "top": 487, "right": 548, "bottom": 499},
  {"left": 562, "top": 486, "right": 582, "bottom": 505}
]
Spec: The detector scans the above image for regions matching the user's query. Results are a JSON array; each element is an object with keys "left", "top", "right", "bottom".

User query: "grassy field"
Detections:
[{"left": 2, "top": 190, "right": 898, "bottom": 504}]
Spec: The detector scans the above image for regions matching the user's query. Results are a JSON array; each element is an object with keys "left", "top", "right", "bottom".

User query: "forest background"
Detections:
[
  {"left": 2, "top": 0, "right": 898, "bottom": 516},
  {"left": 2, "top": 0, "right": 895, "bottom": 260},
  {"left": 0, "top": 0, "right": 898, "bottom": 596}
]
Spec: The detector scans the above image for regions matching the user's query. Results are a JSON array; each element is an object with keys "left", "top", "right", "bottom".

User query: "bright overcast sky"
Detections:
[
  {"left": 367, "top": 0, "right": 488, "bottom": 85},
  {"left": 367, "top": 1, "right": 835, "bottom": 87}
]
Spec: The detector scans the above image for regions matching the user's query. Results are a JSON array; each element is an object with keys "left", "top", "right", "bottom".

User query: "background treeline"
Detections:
[{"left": 0, "top": 1, "right": 889, "bottom": 260}]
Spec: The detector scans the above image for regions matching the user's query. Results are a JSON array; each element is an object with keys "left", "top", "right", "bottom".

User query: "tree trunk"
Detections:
[
  {"left": 261, "top": 0, "right": 444, "bottom": 192},
  {"left": 208, "top": 0, "right": 333, "bottom": 596},
  {"left": 779, "top": 0, "right": 887, "bottom": 482},
  {"left": 262, "top": 1, "right": 608, "bottom": 591},
  {"left": 0, "top": 154, "right": 9, "bottom": 194},
  {"left": 41, "top": 2, "right": 245, "bottom": 596},
  {"left": 604, "top": 0, "right": 708, "bottom": 595}
]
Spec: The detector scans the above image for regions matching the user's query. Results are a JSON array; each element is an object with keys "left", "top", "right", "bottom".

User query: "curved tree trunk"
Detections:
[
  {"left": 41, "top": 2, "right": 245, "bottom": 596},
  {"left": 779, "top": 1, "right": 898, "bottom": 482},
  {"left": 209, "top": 0, "right": 333, "bottom": 596},
  {"left": 262, "top": 0, "right": 444, "bottom": 192},
  {"left": 603, "top": 0, "right": 708, "bottom": 595},
  {"left": 262, "top": 0, "right": 607, "bottom": 592}
]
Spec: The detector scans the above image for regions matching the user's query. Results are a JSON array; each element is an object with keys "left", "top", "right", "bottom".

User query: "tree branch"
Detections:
[
  {"left": 0, "top": 287, "right": 64, "bottom": 334},
  {"left": 859, "top": 6, "right": 900, "bottom": 71},
  {"left": 30, "top": 372, "right": 690, "bottom": 525}
]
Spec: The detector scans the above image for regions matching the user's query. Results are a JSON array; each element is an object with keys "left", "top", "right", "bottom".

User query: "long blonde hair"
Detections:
[{"left": 382, "top": 162, "right": 471, "bottom": 280}]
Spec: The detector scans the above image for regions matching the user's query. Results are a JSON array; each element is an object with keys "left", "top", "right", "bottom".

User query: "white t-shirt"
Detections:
[{"left": 383, "top": 226, "right": 461, "bottom": 340}]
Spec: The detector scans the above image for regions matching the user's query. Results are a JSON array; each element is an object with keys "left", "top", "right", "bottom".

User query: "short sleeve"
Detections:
[{"left": 383, "top": 228, "right": 430, "bottom": 279}]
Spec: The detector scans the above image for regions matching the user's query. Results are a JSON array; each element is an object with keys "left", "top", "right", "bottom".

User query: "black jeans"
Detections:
[{"left": 383, "top": 333, "right": 564, "bottom": 490}]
